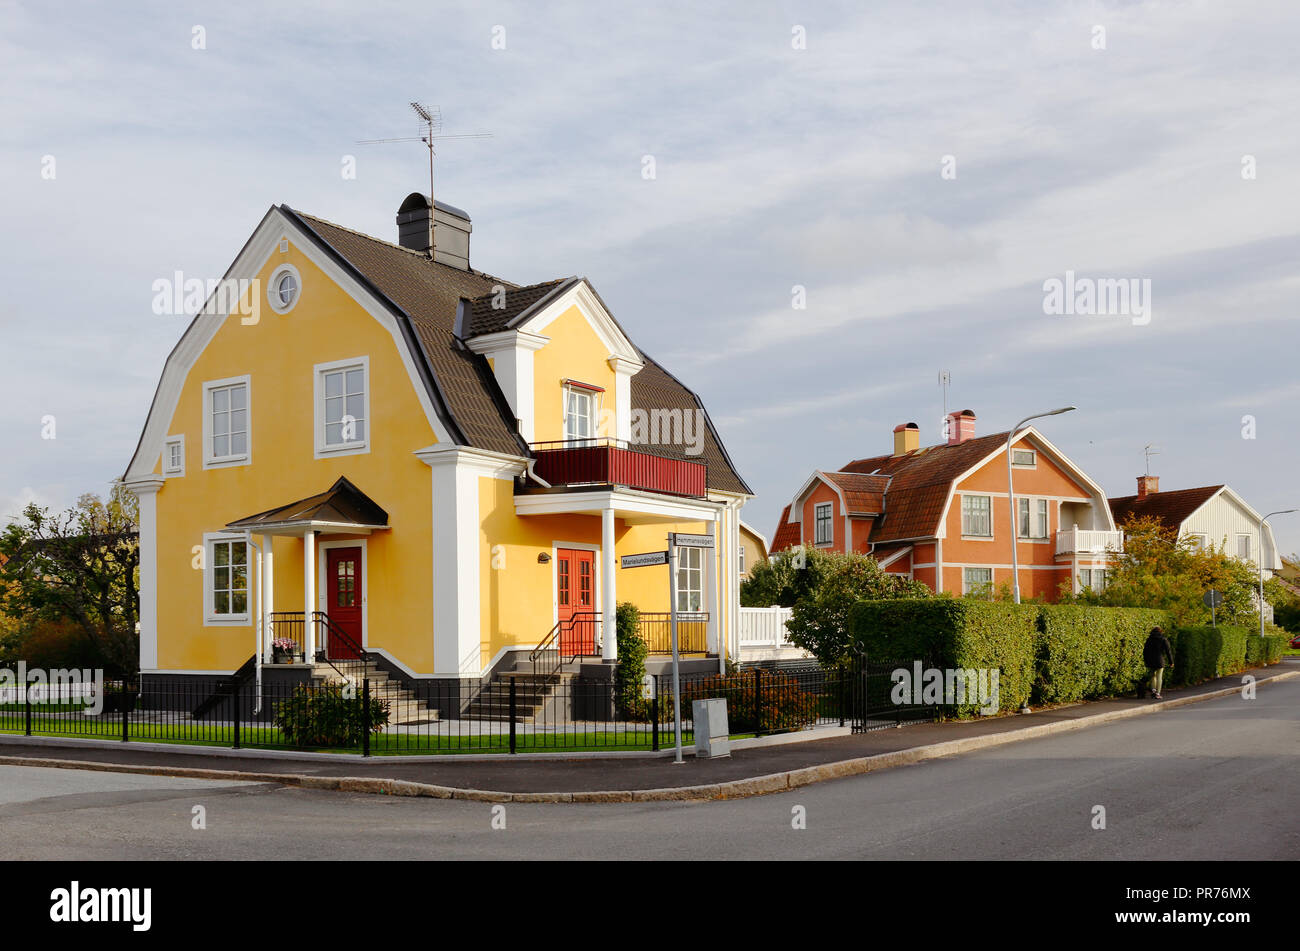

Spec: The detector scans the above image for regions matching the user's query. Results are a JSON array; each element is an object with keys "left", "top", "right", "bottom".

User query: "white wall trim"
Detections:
[
  {"left": 202, "top": 530, "right": 252, "bottom": 626},
  {"left": 200, "top": 374, "right": 252, "bottom": 470},
  {"left": 162, "top": 434, "right": 186, "bottom": 477},
  {"left": 313, "top": 355, "right": 371, "bottom": 459}
]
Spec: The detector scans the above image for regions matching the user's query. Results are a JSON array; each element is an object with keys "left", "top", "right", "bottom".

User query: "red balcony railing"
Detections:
[{"left": 530, "top": 439, "right": 707, "bottom": 498}]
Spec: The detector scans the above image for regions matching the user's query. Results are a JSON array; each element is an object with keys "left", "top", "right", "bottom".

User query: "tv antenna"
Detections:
[
  {"left": 938, "top": 369, "right": 951, "bottom": 440},
  {"left": 1143, "top": 444, "right": 1160, "bottom": 476},
  {"left": 356, "top": 102, "right": 492, "bottom": 221}
]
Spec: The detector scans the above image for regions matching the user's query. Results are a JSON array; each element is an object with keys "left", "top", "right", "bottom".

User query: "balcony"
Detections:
[
  {"left": 529, "top": 439, "right": 707, "bottom": 499},
  {"left": 1056, "top": 527, "right": 1124, "bottom": 556}
]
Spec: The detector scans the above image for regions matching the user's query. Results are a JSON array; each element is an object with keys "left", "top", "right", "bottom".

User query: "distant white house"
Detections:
[{"left": 1109, "top": 475, "right": 1283, "bottom": 578}]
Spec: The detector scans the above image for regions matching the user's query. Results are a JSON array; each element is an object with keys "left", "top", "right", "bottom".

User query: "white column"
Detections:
[
  {"left": 303, "top": 530, "right": 316, "bottom": 660},
  {"left": 730, "top": 501, "right": 741, "bottom": 666},
  {"left": 706, "top": 518, "right": 720, "bottom": 658},
  {"left": 601, "top": 507, "right": 618, "bottom": 661},
  {"left": 261, "top": 535, "right": 275, "bottom": 662},
  {"left": 423, "top": 450, "right": 484, "bottom": 677},
  {"left": 126, "top": 478, "right": 165, "bottom": 671}
]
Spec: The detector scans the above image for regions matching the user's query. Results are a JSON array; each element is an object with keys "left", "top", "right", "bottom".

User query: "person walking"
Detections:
[{"left": 1141, "top": 626, "right": 1173, "bottom": 700}]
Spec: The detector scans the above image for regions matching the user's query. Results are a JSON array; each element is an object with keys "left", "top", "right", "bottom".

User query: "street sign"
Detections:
[
  {"left": 670, "top": 532, "right": 714, "bottom": 549},
  {"left": 1203, "top": 590, "right": 1223, "bottom": 608},
  {"left": 621, "top": 551, "right": 668, "bottom": 568}
]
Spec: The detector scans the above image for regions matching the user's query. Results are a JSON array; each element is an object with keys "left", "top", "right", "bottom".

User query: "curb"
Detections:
[{"left": 0, "top": 670, "right": 1292, "bottom": 804}]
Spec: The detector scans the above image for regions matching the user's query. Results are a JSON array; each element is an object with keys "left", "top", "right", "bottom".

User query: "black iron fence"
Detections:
[{"left": 0, "top": 657, "right": 946, "bottom": 756}]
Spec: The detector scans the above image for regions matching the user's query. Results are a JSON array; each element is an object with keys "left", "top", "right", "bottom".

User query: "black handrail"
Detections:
[
  {"left": 191, "top": 655, "right": 256, "bottom": 720},
  {"left": 529, "top": 611, "right": 601, "bottom": 675}
]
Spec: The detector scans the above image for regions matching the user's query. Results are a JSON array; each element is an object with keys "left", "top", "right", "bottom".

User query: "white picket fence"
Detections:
[{"left": 738, "top": 606, "right": 796, "bottom": 648}]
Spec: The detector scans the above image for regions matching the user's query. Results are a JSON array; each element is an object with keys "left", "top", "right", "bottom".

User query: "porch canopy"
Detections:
[{"left": 226, "top": 476, "right": 389, "bottom": 537}]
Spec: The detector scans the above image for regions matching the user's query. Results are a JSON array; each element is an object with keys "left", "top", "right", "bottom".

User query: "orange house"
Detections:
[{"left": 772, "top": 411, "right": 1120, "bottom": 599}]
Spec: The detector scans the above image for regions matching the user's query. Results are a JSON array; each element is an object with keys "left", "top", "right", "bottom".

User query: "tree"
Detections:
[
  {"left": 0, "top": 482, "right": 140, "bottom": 676},
  {"left": 1064, "top": 515, "right": 1261, "bottom": 628},
  {"left": 740, "top": 546, "right": 834, "bottom": 608},
  {"left": 782, "top": 550, "right": 932, "bottom": 665}
]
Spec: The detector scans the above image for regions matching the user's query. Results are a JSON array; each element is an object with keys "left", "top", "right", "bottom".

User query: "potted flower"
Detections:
[{"left": 272, "top": 638, "right": 297, "bottom": 664}]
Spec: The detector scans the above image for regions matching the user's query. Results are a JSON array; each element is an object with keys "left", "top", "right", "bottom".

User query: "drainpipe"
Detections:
[{"left": 525, "top": 459, "right": 551, "bottom": 488}]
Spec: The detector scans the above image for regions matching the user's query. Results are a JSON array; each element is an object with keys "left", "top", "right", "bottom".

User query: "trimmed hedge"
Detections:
[
  {"left": 1245, "top": 632, "right": 1288, "bottom": 666},
  {"left": 1036, "top": 606, "right": 1171, "bottom": 703},
  {"left": 846, "top": 599, "right": 1039, "bottom": 714},
  {"left": 1165, "top": 625, "right": 1251, "bottom": 685}
]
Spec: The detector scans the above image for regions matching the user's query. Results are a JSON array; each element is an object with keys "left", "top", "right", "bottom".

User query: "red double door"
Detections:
[
  {"left": 556, "top": 548, "right": 597, "bottom": 656},
  {"left": 325, "top": 547, "right": 363, "bottom": 660}
]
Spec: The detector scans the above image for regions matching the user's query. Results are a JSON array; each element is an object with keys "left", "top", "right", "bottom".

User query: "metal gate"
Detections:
[{"left": 849, "top": 653, "right": 942, "bottom": 733}]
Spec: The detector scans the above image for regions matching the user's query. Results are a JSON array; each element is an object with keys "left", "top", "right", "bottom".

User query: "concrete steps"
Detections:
[{"left": 311, "top": 661, "right": 438, "bottom": 726}]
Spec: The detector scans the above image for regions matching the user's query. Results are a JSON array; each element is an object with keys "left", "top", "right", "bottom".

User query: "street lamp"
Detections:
[
  {"left": 1006, "top": 406, "right": 1076, "bottom": 604},
  {"left": 1258, "top": 510, "right": 1296, "bottom": 639}
]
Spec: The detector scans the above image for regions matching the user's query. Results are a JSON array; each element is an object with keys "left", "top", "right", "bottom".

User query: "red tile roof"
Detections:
[
  {"left": 772, "top": 504, "right": 801, "bottom": 551},
  {"left": 820, "top": 471, "right": 889, "bottom": 515},
  {"left": 1108, "top": 485, "right": 1223, "bottom": 532}
]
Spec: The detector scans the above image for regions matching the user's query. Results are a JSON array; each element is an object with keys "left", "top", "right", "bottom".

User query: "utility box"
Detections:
[{"left": 692, "top": 698, "right": 730, "bottom": 759}]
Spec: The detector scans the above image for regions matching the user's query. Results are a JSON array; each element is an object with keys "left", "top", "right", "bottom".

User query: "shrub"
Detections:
[
  {"left": 274, "top": 682, "right": 388, "bottom": 747},
  {"left": 613, "top": 602, "right": 648, "bottom": 720},
  {"left": 1246, "top": 632, "right": 1287, "bottom": 666},
  {"left": 1035, "top": 606, "right": 1171, "bottom": 703},
  {"left": 848, "top": 599, "right": 1039, "bottom": 714},
  {"left": 673, "top": 669, "right": 819, "bottom": 733}
]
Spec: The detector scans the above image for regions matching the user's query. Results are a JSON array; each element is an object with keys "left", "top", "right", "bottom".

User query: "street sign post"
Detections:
[
  {"left": 668, "top": 540, "right": 683, "bottom": 763},
  {"left": 620, "top": 551, "right": 668, "bottom": 568},
  {"left": 670, "top": 532, "right": 714, "bottom": 549},
  {"left": 1204, "top": 589, "right": 1223, "bottom": 627}
]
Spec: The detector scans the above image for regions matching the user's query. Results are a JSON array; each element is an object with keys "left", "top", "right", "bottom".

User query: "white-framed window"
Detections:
[
  {"left": 1017, "top": 498, "right": 1049, "bottom": 539},
  {"left": 314, "top": 357, "right": 369, "bottom": 457},
  {"left": 162, "top": 435, "right": 185, "bottom": 477},
  {"left": 1078, "top": 568, "right": 1092, "bottom": 590},
  {"left": 739, "top": 545, "right": 746, "bottom": 574},
  {"left": 267, "top": 263, "right": 301, "bottom": 314},
  {"left": 963, "top": 567, "right": 993, "bottom": 597},
  {"left": 961, "top": 495, "right": 992, "bottom": 537},
  {"left": 1011, "top": 448, "right": 1036, "bottom": 467},
  {"left": 202, "top": 376, "right": 251, "bottom": 468},
  {"left": 204, "top": 533, "right": 249, "bottom": 624},
  {"left": 676, "top": 545, "right": 703, "bottom": 612},
  {"left": 1237, "top": 534, "right": 1253, "bottom": 561},
  {"left": 1094, "top": 569, "right": 1107, "bottom": 591},
  {"left": 1190, "top": 533, "right": 1208, "bottom": 551},
  {"left": 563, "top": 383, "right": 601, "bottom": 443},
  {"left": 814, "top": 502, "right": 833, "bottom": 545}
]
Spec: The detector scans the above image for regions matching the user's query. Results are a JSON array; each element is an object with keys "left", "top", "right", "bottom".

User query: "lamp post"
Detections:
[
  {"left": 1258, "top": 510, "right": 1296, "bottom": 638},
  {"left": 1006, "top": 407, "right": 1076, "bottom": 604}
]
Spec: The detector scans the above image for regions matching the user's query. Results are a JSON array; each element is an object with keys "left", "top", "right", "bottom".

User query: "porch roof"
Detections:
[{"left": 226, "top": 476, "right": 390, "bottom": 536}]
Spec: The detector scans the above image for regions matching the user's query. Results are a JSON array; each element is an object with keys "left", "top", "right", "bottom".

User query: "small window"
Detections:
[
  {"left": 814, "top": 502, "right": 833, "bottom": 545},
  {"left": 963, "top": 567, "right": 993, "bottom": 598},
  {"left": 206, "top": 535, "right": 249, "bottom": 623},
  {"left": 1190, "top": 534, "right": 1208, "bottom": 551},
  {"left": 1011, "top": 448, "right": 1036, "bottom": 467},
  {"left": 676, "top": 545, "right": 703, "bottom": 612},
  {"left": 163, "top": 435, "right": 185, "bottom": 477},
  {"left": 962, "top": 495, "right": 992, "bottom": 537},
  {"left": 267, "top": 264, "right": 301, "bottom": 314},
  {"left": 315, "top": 358, "right": 369, "bottom": 456},
  {"left": 1078, "top": 569, "right": 1092, "bottom": 590},
  {"left": 563, "top": 384, "right": 600, "bottom": 443},
  {"left": 1017, "top": 498, "right": 1049, "bottom": 539},
  {"left": 1237, "top": 534, "right": 1253, "bottom": 561},
  {"left": 203, "top": 377, "right": 250, "bottom": 467},
  {"left": 739, "top": 545, "right": 746, "bottom": 574}
]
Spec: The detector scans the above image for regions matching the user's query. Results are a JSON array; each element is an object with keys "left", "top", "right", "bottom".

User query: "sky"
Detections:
[{"left": 2, "top": 0, "right": 1299, "bottom": 555}]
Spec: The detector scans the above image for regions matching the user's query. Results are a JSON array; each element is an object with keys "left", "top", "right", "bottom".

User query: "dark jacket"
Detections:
[{"left": 1143, "top": 631, "right": 1172, "bottom": 669}]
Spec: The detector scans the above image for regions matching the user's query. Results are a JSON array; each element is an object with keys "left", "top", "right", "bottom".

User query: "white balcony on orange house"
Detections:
[{"left": 1055, "top": 526, "right": 1124, "bottom": 556}]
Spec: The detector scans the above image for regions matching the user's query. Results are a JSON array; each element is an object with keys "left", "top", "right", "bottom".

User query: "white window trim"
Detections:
[
  {"left": 962, "top": 566, "right": 993, "bottom": 597},
  {"left": 201, "top": 375, "right": 252, "bottom": 470},
  {"left": 1237, "top": 533, "right": 1253, "bottom": 561},
  {"left": 1011, "top": 448, "right": 1037, "bottom": 468},
  {"left": 675, "top": 544, "right": 704, "bottom": 613},
  {"left": 562, "top": 383, "right": 602, "bottom": 443},
  {"left": 1016, "top": 496, "right": 1051, "bottom": 540},
  {"left": 203, "top": 531, "right": 251, "bottom": 626},
  {"left": 314, "top": 356, "right": 371, "bottom": 459},
  {"left": 961, "top": 494, "right": 993, "bottom": 538},
  {"left": 267, "top": 263, "right": 302, "bottom": 315},
  {"left": 739, "top": 545, "right": 746, "bottom": 575},
  {"left": 814, "top": 501, "right": 834, "bottom": 546},
  {"left": 162, "top": 434, "right": 186, "bottom": 477}
]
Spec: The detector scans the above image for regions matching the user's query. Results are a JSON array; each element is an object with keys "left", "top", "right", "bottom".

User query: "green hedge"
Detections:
[
  {"left": 847, "top": 599, "right": 1038, "bottom": 714},
  {"left": 1036, "top": 606, "right": 1171, "bottom": 703},
  {"left": 1245, "top": 632, "right": 1288, "bottom": 666},
  {"left": 1165, "top": 625, "right": 1251, "bottom": 685}
]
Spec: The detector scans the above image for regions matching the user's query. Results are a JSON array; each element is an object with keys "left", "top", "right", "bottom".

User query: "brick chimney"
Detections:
[
  {"left": 1137, "top": 474, "right": 1159, "bottom": 499},
  {"left": 893, "top": 422, "right": 919, "bottom": 456},
  {"left": 946, "top": 409, "right": 976, "bottom": 446}
]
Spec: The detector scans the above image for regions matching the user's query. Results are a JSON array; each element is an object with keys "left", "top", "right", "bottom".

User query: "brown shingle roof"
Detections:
[
  {"left": 227, "top": 476, "right": 388, "bottom": 529},
  {"left": 286, "top": 207, "right": 750, "bottom": 494},
  {"left": 1108, "top": 485, "right": 1223, "bottom": 532},
  {"left": 820, "top": 471, "right": 889, "bottom": 515},
  {"left": 466, "top": 278, "right": 575, "bottom": 336},
  {"left": 841, "top": 431, "right": 1014, "bottom": 543}
]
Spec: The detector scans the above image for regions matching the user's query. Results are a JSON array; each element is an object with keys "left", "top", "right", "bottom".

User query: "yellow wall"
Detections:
[
  {"left": 738, "top": 524, "right": 768, "bottom": 580},
  {"left": 153, "top": 240, "right": 438, "bottom": 672},
  {"left": 530, "top": 304, "right": 617, "bottom": 442}
]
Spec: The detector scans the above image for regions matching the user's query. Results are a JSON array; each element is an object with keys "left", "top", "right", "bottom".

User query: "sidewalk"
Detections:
[{"left": 1, "top": 660, "right": 1294, "bottom": 801}]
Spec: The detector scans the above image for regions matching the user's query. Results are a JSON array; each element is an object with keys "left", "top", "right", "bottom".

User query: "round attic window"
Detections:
[{"left": 267, "top": 264, "right": 301, "bottom": 314}]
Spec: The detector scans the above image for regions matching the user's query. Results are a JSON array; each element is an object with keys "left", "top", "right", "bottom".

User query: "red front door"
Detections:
[
  {"left": 556, "top": 548, "right": 596, "bottom": 656},
  {"left": 326, "top": 546, "right": 363, "bottom": 660}
]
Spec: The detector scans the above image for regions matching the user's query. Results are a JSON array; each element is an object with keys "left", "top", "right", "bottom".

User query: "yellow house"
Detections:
[{"left": 123, "top": 194, "right": 753, "bottom": 705}]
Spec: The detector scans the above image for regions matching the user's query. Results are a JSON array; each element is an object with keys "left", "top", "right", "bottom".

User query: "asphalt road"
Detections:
[{"left": 2, "top": 677, "right": 1296, "bottom": 860}]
